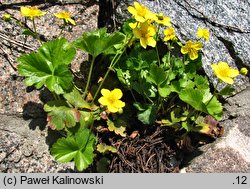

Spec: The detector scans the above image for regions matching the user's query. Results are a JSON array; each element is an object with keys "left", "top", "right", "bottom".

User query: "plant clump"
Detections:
[{"left": 11, "top": 2, "right": 248, "bottom": 172}]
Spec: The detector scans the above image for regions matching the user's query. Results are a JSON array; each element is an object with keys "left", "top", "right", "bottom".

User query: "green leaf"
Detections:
[
  {"left": 157, "top": 108, "right": 187, "bottom": 129},
  {"left": 51, "top": 128, "right": 96, "bottom": 171},
  {"left": 17, "top": 38, "right": 75, "bottom": 94},
  {"left": 133, "top": 103, "right": 158, "bottom": 125},
  {"left": 205, "top": 97, "right": 223, "bottom": 120},
  {"left": 97, "top": 143, "right": 118, "bottom": 153},
  {"left": 64, "top": 88, "right": 91, "bottom": 109},
  {"left": 44, "top": 101, "right": 81, "bottom": 130},
  {"left": 132, "top": 79, "right": 157, "bottom": 98},
  {"left": 79, "top": 111, "right": 94, "bottom": 128},
  {"left": 122, "top": 18, "right": 135, "bottom": 36},
  {"left": 158, "top": 80, "right": 173, "bottom": 98},
  {"left": 218, "top": 85, "right": 235, "bottom": 96},
  {"left": 194, "top": 75, "right": 209, "bottom": 89},
  {"left": 185, "top": 54, "right": 202, "bottom": 72},
  {"left": 126, "top": 57, "right": 149, "bottom": 71},
  {"left": 179, "top": 88, "right": 206, "bottom": 112},
  {"left": 107, "top": 119, "right": 126, "bottom": 137},
  {"left": 179, "top": 89, "right": 223, "bottom": 120},
  {"left": 181, "top": 121, "right": 193, "bottom": 132},
  {"left": 22, "top": 28, "right": 36, "bottom": 38},
  {"left": 147, "top": 64, "right": 167, "bottom": 86},
  {"left": 74, "top": 28, "right": 125, "bottom": 57}
]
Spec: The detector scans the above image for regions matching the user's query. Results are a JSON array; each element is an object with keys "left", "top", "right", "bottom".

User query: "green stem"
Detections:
[
  {"left": 156, "top": 44, "right": 161, "bottom": 66},
  {"left": 155, "top": 26, "right": 161, "bottom": 66},
  {"left": 205, "top": 80, "right": 220, "bottom": 106},
  {"left": 83, "top": 56, "right": 96, "bottom": 99},
  {"left": 32, "top": 18, "right": 41, "bottom": 45},
  {"left": 92, "top": 36, "right": 133, "bottom": 103},
  {"left": 59, "top": 26, "right": 64, "bottom": 37},
  {"left": 92, "top": 48, "right": 125, "bottom": 103},
  {"left": 129, "top": 89, "right": 137, "bottom": 102}
]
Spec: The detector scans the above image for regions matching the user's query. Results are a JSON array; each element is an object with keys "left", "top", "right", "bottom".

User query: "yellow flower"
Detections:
[
  {"left": 20, "top": 6, "right": 46, "bottom": 18},
  {"left": 128, "top": 2, "right": 156, "bottom": 22},
  {"left": 128, "top": 22, "right": 138, "bottom": 29},
  {"left": 154, "top": 13, "right": 171, "bottom": 26},
  {"left": 3, "top": 14, "right": 11, "bottom": 21},
  {"left": 211, "top": 61, "right": 239, "bottom": 84},
  {"left": 163, "top": 27, "right": 176, "bottom": 42},
  {"left": 240, "top": 67, "right": 248, "bottom": 75},
  {"left": 133, "top": 22, "right": 156, "bottom": 48},
  {"left": 197, "top": 28, "right": 209, "bottom": 41},
  {"left": 181, "top": 40, "right": 202, "bottom": 60},
  {"left": 53, "top": 11, "right": 76, "bottom": 25},
  {"left": 98, "top": 88, "right": 125, "bottom": 113}
]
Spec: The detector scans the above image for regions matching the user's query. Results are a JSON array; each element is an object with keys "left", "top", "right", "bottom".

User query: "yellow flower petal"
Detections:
[
  {"left": 54, "top": 11, "right": 75, "bottom": 25},
  {"left": 228, "top": 69, "right": 239, "bottom": 77},
  {"left": 222, "top": 77, "right": 234, "bottom": 84},
  {"left": 101, "top": 89, "right": 111, "bottom": 97},
  {"left": 140, "top": 38, "right": 147, "bottom": 49},
  {"left": 197, "top": 28, "right": 210, "bottom": 41},
  {"left": 21, "top": 6, "right": 46, "bottom": 18},
  {"left": 189, "top": 50, "right": 198, "bottom": 60},
  {"left": 134, "top": 2, "right": 141, "bottom": 9},
  {"left": 164, "top": 27, "right": 176, "bottom": 41},
  {"left": 107, "top": 105, "right": 119, "bottom": 113},
  {"left": 21, "top": 7, "right": 31, "bottom": 17},
  {"left": 134, "top": 15, "right": 146, "bottom": 22},
  {"left": 147, "top": 37, "right": 156, "bottom": 47},
  {"left": 98, "top": 97, "right": 109, "bottom": 106},
  {"left": 68, "top": 18, "right": 76, "bottom": 25},
  {"left": 113, "top": 100, "right": 125, "bottom": 108},
  {"left": 127, "top": 6, "right": 137, "bottom": 15},
  {"left": 211, "top": 62, "right": 239, "bottom": 84},
  {"left": 155, "top": 13, "right": 171, "bottom": 26},
  {"left": 181, "top": 40, "right": 201, "bottom": 60},
  {"left": 129, "top": 22, "right": 138, "bottom": 29},
  {"left": 181, "top": 46, "right": 188, "bottom": 54},
  {"left": 99, "top": 88, "right": 125, "bottom": 113},
  {"left": 147, "top": 26, "right": 156, "bottom": 36},
  {"left": 111, "top": 88, "right": 123, "bottom": 99},
  {"left": 194, "top": 42, "right": 202, "bottom": 50},
  {"left": 127, "top": 1, "right": 154, "bottom": 23}
]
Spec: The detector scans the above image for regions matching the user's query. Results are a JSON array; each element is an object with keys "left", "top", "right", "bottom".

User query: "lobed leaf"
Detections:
[
  {"left": 64, "top": 88, "right": 91, "bottom": 109},
  {"left": 147, "top": 64, "right": 167, "bottom": 86},
  {"left": 107, "top": 119, "right": 126, "bottom": 137},
  {"left": 179, "top": 88, "right": 206, "bottom": 112},
  {"left": 51, "top": 128, "right": 96, "bottom": 171},
  {"left": 74, "top": 28, "right": 125, "bottom": 57},
  {"left": 133, "top": 103, "right": 158, "bottom": 125},
  {"left": 17, "top": 38, "right": 75, "bottom": 94},
  {"left": 97, "top": 143, "right": 118, "bottom": 153}
]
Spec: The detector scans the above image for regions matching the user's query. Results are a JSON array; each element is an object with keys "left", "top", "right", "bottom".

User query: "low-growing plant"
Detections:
[{"left": 11, "top": 2, "right": 247, "bottom": 171}]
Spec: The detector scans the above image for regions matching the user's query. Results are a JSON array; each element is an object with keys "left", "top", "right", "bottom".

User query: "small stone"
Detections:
[
  {"left": 0, "top": 152, "right": 7, "bottom": 162},
  {"left": 21, "top": 143, "right": 33, "bottom": 157}
]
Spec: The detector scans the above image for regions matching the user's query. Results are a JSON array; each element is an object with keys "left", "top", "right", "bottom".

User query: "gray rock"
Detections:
[
  {"left": 113, "top": 0, "right": 250, "bottom": 92},
  {"left": 183, "top": 86, "right": 250, "bottom": 173},
  {"left": 0, "top": 114, "right": 74, "bottom": 172}
]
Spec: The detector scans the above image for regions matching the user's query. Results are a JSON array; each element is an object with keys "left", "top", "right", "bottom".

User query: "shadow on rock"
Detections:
[
  {"left": 22, "top": 101, "right": 47, "bottom": 130},
  {"left": 179, "top": 149, "right": 203, "bottom": 168},
  {"left": 45, "top": 129, "right": 64, "bottom": 149}
]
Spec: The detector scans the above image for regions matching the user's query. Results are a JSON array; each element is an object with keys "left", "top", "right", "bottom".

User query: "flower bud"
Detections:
[
  {"left": 240, "top": 67, "right": 248, "bottom": 75},
  {"left": 3, "top": 14, "right": 11, "bottom": 22}
]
